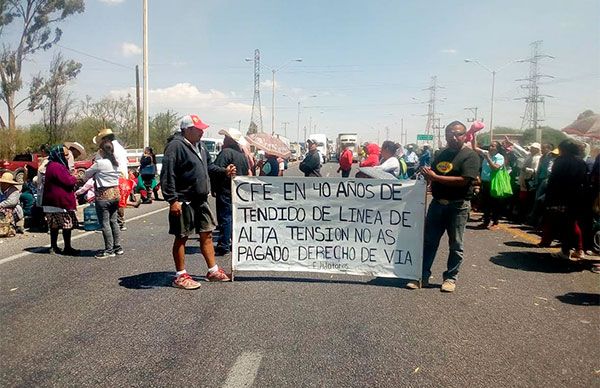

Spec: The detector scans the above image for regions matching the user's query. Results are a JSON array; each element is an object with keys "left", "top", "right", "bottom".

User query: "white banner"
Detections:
[{"left": 231, "top": 177, "right": 426, "bottom": 280}]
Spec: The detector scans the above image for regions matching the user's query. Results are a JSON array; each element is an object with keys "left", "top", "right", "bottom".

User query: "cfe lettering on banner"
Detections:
[{"left": 232, "top": 177, "right": 426, "bottom": 280}]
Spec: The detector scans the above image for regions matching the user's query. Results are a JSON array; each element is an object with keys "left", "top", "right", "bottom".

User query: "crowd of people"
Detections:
[
  {"left": 332, "top": 122, "right": 600, "bottom": 284},
  {"left": 0, "top": 114, "right": 598, "bottom": 290}
]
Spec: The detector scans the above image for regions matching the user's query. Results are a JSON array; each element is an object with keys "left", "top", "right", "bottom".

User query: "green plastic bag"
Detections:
[{"left": 490, "top": 167, "right": 513, "bottom": 198}]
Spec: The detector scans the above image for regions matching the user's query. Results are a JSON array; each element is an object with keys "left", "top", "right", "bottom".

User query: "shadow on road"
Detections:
[
  {"left": 555, "top": 292, "right": 600, "bottom": 306},
  {"left": 504, "top": 241, "right": 541, "bottom": 248},
  {"left": 24, "top": 246, "right": 98, "bottom": 258},
  {"left": 490, "top": 251, "right": 591, "bottom": 273},
  {"left": 234, "top": 275, "right": 414, "bottom": 288},
  {"left": 185, "top": 246, "right": 201, "bottom": 254},
  {"left": 118, "top": 272, "right": 174, "bottom": 289},
  {"left": 465, "top": 225, "right": 485, "bottom": 230}
]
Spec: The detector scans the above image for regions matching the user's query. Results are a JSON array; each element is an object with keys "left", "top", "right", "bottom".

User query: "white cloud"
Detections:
[
  {"left": 109, "top": 82, "right": 252, "bottom": 118},
  {"left": 99, "top": 0, "right": 125, "bottom": 4},
  {"left": 121, "top": 42, "right": 142, "bottom": 57},
  {"left": 260, "top": 79, "right": 279, "bottom": 90},
  {"left": 440, "top": 49, "right": 458, "bottom": 54}
]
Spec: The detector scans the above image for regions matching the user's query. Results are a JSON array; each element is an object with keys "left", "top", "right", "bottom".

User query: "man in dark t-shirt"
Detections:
[{"left": 407, "top": 121, "right": 480, "bottom": 292}]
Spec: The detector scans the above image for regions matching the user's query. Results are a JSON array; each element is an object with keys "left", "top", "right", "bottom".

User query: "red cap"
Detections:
[{"left": 180, "top": 114, "right": 209, "bottom": 130}]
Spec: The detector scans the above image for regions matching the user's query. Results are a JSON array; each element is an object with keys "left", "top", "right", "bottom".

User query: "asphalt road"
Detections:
[{"left": 1, "top": 162, "right": 598, "bottom": 387}]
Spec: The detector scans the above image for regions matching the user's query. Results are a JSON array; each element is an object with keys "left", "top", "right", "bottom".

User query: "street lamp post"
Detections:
[
  {"left": 267, "top": 58, "right": 302, "bottom": 134},
  {"left": 283, "top": 94, "right": 317, "bottom": 142},
  {"left": 297, "top": 101, "right": 300, "bottom": 141},
  {"left": 271, "top": 69, "right": 275, "bottom": 134},
  {"left": 464, "top": 58, "right": 520, "bottom": 142}
]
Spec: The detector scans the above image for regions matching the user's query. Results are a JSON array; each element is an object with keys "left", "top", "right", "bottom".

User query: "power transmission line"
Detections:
[
  {"left": 248, "top": 49, "right": 264, "bottom": 135},
  {"left": 464, "top": 107, "right": 479, "bottom": 122},
  {"left": 423, "top": 76, "right": 444, "bottom": 149},
  {"left": 56, "top": 44, "right": 133, "bottom": 70},
  {"left": 516, "top": 40, "right": 554, "bottom": 143}
]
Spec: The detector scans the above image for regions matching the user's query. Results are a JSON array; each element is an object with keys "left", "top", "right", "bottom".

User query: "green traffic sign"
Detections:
[{"left": 416, "top": 134, "right": 434, "bottom": 141}]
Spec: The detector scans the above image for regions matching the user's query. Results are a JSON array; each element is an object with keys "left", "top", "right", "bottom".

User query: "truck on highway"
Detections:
[{"left": 336, "top": 133, "right": 359, "bottom": 162}]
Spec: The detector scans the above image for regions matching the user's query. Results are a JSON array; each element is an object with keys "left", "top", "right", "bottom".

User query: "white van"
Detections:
[{"left": 201, "top": 137, "right": 223, "bottom": 161}]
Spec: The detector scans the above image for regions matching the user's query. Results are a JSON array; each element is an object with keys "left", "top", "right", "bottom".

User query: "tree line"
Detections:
[
  {"left": 0, "top": 1, "right": 179, "bottom": 159},
  {"left": 0, "top": 100, "right": 179, "bottom": 159}
]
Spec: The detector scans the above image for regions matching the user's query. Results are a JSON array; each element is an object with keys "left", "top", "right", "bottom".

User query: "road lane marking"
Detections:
[
  {"left": 496, "top": 223, "right": 540, "bottom": 244},
  {"left": 0, "top": 206, "right": 168, "bottom": 265},
  {"left": 494, "top": 222, "right": 562, "bottom": 253},
  {"left": 223, "top": 352, "right": 262, "bottom": 388}
]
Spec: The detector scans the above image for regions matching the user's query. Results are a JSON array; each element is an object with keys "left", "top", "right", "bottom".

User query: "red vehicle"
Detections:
[{"left": 0, "top": 153, "right": 93, "bottom": 183}]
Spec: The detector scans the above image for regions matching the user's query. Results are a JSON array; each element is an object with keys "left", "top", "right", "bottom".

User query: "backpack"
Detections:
[{"left": 396, "top": 157, "right": 408, "bottom": 179}]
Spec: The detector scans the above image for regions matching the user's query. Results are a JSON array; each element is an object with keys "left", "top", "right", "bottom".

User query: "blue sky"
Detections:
[{"left": 7, "top": 0, "right": 600, "bottom": 144}]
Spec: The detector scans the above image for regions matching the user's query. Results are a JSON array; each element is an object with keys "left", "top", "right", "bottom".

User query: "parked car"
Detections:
[
  {"left": 0, "top": 153, "right": 40, "bottom": 183},
  {"left": 0, "top": 153, "right": 92, "bottom": 183}
]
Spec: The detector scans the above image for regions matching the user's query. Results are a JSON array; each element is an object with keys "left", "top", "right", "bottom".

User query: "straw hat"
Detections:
[
  {"left": 64, "top": 141, "right": 86, "bottom": 158},
  {"left": 92, "top": 128, "right": 114, "bottom": 145},
  {"left": 218, "top": 128, "right": 245, "bottom": 144},
  {"left": 0, "top": 172, "right": 18, "bottom": 185}
]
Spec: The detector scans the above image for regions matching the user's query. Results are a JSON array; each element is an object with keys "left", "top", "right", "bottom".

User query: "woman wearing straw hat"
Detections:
[
  {"left": 42, "top": 145, "right": 80, "bottom": 255},
  {"left": 0, "top": 172, "right": 24, "bottom": 236}
]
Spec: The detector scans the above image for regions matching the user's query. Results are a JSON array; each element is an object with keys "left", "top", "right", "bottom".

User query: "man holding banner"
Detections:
[
  {"left": 407, "top": 121, "right": 480, "bottom": 292},
  {"left": 160, "top": 114, "right": 236, "bottom": 289}
]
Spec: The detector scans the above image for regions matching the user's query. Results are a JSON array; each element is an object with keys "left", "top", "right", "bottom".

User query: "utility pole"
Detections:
[
  {"left": 297, "top": 101, "right": 301, "bottom": 142},
  {"left": 142, "top": 0, "right": 149, "bottom": 148},
  {"left": 385, "top": 126, "right": 390, "bottom": 140},
  {"left": 135, "top": 65, "right": 141, "bottom": 148},
  {"left": 303, "top": 126, "right": 307, "bottom": 146},
  {"left": 238, "top": 120, "right": 241, "bottom": 130},
  {"left": 271, "top": 69, "right": 275, "bottom": 134},
  {"left": 517, "top": 40, "right": 554, "bottom": 143},
  {"left": 281, "top": 121, "right": 290, "bottom": 137},
  {"left": 464, "top": 107, "right": 479, "bottom": 122},
  {"left": 400, "top": 118, "right": 406, "bottom": 145},
  {"left": 247, "top": 49, "right": 263, "bottom": 134}
]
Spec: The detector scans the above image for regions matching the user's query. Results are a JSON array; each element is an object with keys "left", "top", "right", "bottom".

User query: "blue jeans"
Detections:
[
  {"left": 216, "top": 193, "right": 232, "bottom": 251},
  {"left": 95, "top": 199, "right": 121, "bottom": 253},
  {"left": 422, "top": 199, "right": 470, "bottom": 282}
]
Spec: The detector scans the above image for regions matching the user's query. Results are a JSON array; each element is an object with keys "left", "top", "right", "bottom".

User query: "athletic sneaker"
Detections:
[
  {"left": 114, "top": 247, "right": 124, "bottom": 255},
  {"left": 441, "top": 279, "right": 456, "bottom": 292},
  {"left": 206, "top": 268, "right": 230, "bottom": 282},
  {"left": 95, "top": 251, "right": 116, "bottom": 259},
  {"left": 173, "top": 273, "right": 201, "bottom": 289}
]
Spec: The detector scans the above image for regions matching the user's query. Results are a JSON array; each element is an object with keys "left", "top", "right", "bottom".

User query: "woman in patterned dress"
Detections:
[{"left": 42, "top": 145, "right": 79, "bottom": 255}]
